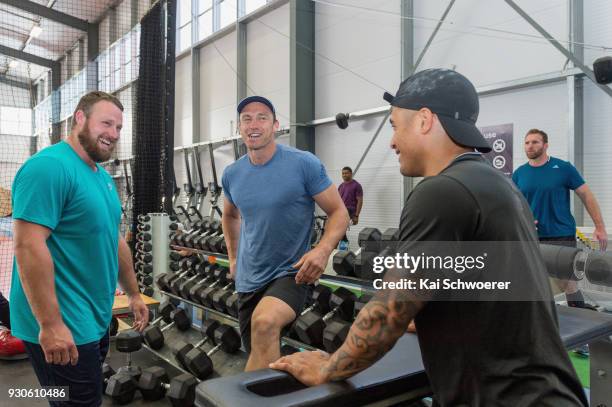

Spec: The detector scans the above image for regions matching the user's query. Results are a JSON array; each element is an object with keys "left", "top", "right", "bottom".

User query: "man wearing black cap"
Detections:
[
  {"left": 222, "top": 96, "right": 349, "bottom": 371},
  {"left": 271, "top": 69, "right": 587, "bottom": 406}
]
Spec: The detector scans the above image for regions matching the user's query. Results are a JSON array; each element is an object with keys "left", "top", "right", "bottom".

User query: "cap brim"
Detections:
[
  {"left": 383, "top": 91, "right": 395, "bottom": 104},
  {"left": 438, "top": 116, "right": 491, "bottom": 153}
]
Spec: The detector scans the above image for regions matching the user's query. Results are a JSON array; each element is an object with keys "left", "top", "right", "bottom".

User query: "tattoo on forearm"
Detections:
[{"left": 322, "top": 287, "right": 421, "bottom": 381}]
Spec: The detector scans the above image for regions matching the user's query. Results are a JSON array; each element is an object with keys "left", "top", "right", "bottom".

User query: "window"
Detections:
[
  {"left": 198, "top": 0, "right": 213, "bottom": 39},
  {"left": 219, "top": 0, "right": 237, "bottom": 29},
  {"left": 245, "top": 0, "right": 267, "bottom": 15},
  {"left": 177, "top": 0, "right": 193, "bottom": 52}
]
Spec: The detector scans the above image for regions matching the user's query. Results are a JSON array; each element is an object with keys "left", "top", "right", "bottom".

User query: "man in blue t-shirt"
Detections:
[
  {"left": 11, "top": 91, "right": 148, "bottom": 406},
  {"left": 221, "top": 96, "right": 349, "bottom": 371},
  {"left": 512, "top": 128, "right": 608, "bottom": 308}
]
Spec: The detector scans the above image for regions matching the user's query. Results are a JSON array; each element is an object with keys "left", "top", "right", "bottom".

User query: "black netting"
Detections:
[{"left": 0, "top": 1, "right": 174, "bottom": 298}]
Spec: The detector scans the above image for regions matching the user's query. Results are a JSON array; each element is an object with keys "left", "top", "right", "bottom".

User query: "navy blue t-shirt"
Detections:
[
  {"left": 512, "top": 157, "right": 584, "bottom": 238},
  {"left": 221, "top": 143, "right": 332, "bottom": 292}
]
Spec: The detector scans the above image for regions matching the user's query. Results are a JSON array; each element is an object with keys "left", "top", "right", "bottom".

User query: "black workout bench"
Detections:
[{"left": 194, "top": 305, "right": 612, "bottom": 406}]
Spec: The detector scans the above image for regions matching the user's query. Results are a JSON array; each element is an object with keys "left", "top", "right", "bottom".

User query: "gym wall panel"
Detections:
[
  {"left": 582, "top": 81, "right": 612, "bottom": 230},
  {"left": 314, "top": 0, "right": 401, "bottom": 119},
  {"left": 478, "top": 81, "right": 569, "bottom": 169},
  {"left": 316, "top": 114, "right": 403, "bottom": 250},
  {"left": 246, "top": 3, "right": 290, "bottom": 127},
  {"left": 199, "top": 31, "right": 238, "bottom": 142},
  {"left": 414, "top": 0, "right": 568, "bottom": 87},
  {"left": 583, "top": 0, "right": 612, "bottom": 69},
  {"left": 175, "top": 55, "right": 193, "bottom": 147}
]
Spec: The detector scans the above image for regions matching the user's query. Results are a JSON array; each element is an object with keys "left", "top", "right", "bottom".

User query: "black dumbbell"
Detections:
[
  {"left": 225, "top": 292, "right": 240, "bottom": 317},
  {"left": 211, "top": 281, "right": 236, "bottom": 313},
  {"left": 140, "top": 285, "right": 154, "bottom": 297},
  {"left": 322, "top": 319, "right": 351, "bottom": 353},
  {"left": 138, "top": 214, "right": 151, "bottom": 222},
  {"left": 184, "top": 324, "right": 241, "bottom": 379},
  {"left": 105, "top": 373, "right": 138, "bottom": 405},
  {"left": 199, "top": 269, "right": 230, "bottom": 308},
  {"left": 138, "top": 367, "right": 198, "bottom": 406},
  {"left": 381, "top": 227, "right": 399, "bottom": 242},
  {"left": 188, "top": 264, "right": 220, "bottom": 302},
  {"left": 115, "top": 330, "right": 143, "bottom": 381},
  {"left": 143, "top": 308, "right": 191, "bottom": 350},
  {"left": 173, "top": 319, "right": 219, "bottom": 370},
  {"left": 136, "top": 241, "right": 152, "bottom": 252},
  {"left": 333, "top": 251, "right": 357, "bottom": 276},
  {"left": 353, "top": 293, "right": 373, "bottom": 320},
  {"left": 137, "top": 232, "right": 152, "bottom": 242},
  {"left": 294, "top": 287, "right": 356, "bottom": 348},
  {"left": 137, "top": 252, "right": 153, "bottom": 263},
  {"left": 138, "top": 223, "right": 151, "bottom": 232}
]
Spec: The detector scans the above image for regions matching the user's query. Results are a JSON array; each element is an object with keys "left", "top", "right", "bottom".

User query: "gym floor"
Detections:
[{"left": 0, "top": 347, "right": 177, "bottom": 406}]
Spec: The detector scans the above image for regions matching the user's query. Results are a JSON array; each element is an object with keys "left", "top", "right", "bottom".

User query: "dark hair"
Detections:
[
  {"left": 71, "top": 91, "right": 124, "bottom": 127},
  {"left": 525, "top": 128, "right": 548, "bottom": 143},
  {"left": 342, "top": 166, "right": 353, "bottom": 173}
]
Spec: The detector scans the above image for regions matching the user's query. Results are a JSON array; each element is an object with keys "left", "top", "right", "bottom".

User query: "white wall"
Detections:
[
  {"left": 199, "top": 31, "right": 238, "bottom": 142},
  {"left": 415, "top": 0, "right": 568, "bottom": 87},
  {"left": 315, "top": 0, "right": 401, "bottom": 119},
  {"left": 479, "top": 81, "right": 569, "bottom": 169},
  {"left": 175, "top": 55, "right": 193, "bottom": 147},
  {"left": 316, "top": 114, "right": 402, "bottom": 249},
  {"left": 246, "top": 3, "right": 290, "bottom": 127}
]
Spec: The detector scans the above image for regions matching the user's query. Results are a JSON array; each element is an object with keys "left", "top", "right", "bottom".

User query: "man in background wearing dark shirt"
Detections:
[
  {"left": 338, "top": 167, "right": 363, "bottom": 225},
  {"left": 271, "top": 68, "right": 587, "bottom": 406}
]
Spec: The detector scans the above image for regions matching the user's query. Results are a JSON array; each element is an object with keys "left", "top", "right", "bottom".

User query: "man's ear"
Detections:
[
  {"left": 419, "top": 108, "right": 434, "bottom": 133},
  {"left": 74, "top": 110, "right": 86, "bottom": 126}
]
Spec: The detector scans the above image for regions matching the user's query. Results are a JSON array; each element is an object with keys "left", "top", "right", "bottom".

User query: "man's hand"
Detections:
[
  {"left": 594, "top": 227, "right": 608, "bottom": 251},
  {"left": 128, "top": 294, "right": 149, "bottom": 332},
  {"left": 38, "top": 321, "right": 78, "bottom": 366},
  {"left": 270, "top": 350, "right": 331, "bottom": 386},
  {"left": 351, "top": 215, "right": 359, "bottom": 225},
  {"left": 293, "top": 246, "right": 331, "bottom": 284}
]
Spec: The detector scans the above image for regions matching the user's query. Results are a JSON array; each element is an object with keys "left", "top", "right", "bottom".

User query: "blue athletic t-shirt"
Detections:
[
  {"left": 10, "top": 141, "right": 122, "bottom": 345},
  {"left": 221, "top": 143, "right": 332, "bottom": 292},
  {"left": 512, "top": 157, "right": 584, "bottom": 238}
]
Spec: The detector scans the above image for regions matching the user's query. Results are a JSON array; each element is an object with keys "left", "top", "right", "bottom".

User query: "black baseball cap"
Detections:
[
  {"left": 383, "top": 68, "right": 491, "bottom": 153},
  {"left": 237, "top": 95, "right": 276, "bottom": 117}
]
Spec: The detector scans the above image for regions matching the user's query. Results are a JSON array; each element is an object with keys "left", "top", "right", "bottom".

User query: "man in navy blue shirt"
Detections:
[
  {"left": 512, "top": 128, "right": 608, "bottom": 307},
  {"left": 221, "top": 96, "right": 349, "bottom": 371}
]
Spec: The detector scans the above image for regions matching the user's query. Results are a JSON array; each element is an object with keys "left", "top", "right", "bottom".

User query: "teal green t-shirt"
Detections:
[{"left": 10, "top": 141, "right": 122, "bottom": 345}]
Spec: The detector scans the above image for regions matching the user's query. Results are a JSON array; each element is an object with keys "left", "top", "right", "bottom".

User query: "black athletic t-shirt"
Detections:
[{"left": 398, "top": 154, "right": 587, "bottom": 407}]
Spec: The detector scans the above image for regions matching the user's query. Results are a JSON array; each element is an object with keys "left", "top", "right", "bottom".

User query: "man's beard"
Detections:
[
  {"left": 78, "top": 124, "right": 113, "bottom": 163},
  {"left": 526, "top": 149, "right": 544, "bottom": 160}
]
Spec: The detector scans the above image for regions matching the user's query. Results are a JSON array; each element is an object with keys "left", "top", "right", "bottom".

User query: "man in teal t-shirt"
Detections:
[
  {"left": 512, "top": 128, "right": 608, "bottom": 308},
  {"left": 10, "top": 91, "right": 148, "bottom": 406}
]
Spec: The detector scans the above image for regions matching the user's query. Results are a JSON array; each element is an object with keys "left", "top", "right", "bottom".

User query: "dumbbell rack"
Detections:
[
  {"left": 138, "top": 213, "right": 171, "bottom": 301},
  {"left": 158, "top": 288, "right": 315, "bottom": 353},
  {"left": 135, "top": 215, "right": 154, "bottom": 296}
]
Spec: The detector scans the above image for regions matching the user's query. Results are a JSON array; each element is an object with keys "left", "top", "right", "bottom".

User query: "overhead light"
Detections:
[
  {"left": 30, "top": 24, "right": 42, "bottom": 39},
  {"left": 8, "top": 59, "right": 19, "bottom": 69}
]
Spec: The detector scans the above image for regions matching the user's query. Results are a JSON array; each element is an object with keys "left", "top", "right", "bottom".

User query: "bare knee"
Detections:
[{"left": 251, "top": 314, "right": 281, "bottom": 340}]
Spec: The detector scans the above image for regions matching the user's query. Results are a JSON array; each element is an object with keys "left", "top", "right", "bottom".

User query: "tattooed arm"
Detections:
[{"left": 270, "top": 269, "right": 425, "bottom": 386}]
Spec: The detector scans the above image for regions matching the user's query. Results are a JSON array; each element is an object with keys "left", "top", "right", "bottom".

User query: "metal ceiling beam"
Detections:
[
  {"left": 504, "top": 0, "right": 612, "bottom": 98},
  {"left": 0, "top": 0, "right": 91, "bottom": 31},
  {"left": 0, "top": 75, "right": 29, "bottom": 89},
  {"left": 0, "top": 43, "right": 54, "bottom": 67}
]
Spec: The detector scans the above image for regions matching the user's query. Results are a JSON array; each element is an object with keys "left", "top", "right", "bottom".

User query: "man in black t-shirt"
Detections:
[{"left": 271, "top": 69, "right": 587, "bottom": 406}]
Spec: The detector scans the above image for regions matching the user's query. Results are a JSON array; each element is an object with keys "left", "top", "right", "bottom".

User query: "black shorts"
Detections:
[
  {"left": 237, "top": 275, "right": 310, "bottom": 353},
  {"left": 539, "top": 236, "right": 577, "bottom": 248}
]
